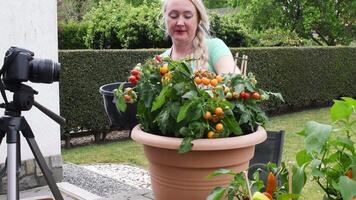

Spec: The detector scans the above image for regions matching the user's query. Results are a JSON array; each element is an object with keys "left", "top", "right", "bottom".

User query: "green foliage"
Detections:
[
  {"left": 83, "top": 0, "right": 167, "bottom": 49},
  {"left": 296, "top": 97, "right": 356, "bottom": 199},
  {"left": 76, "top": 0, "right": 253, "bottom": 49},
  {"left": 249, "top": 28, "right": 312, "bottom": 47},
  {"left": 209, "top": 13, "right": 251, "bottom": 47},
  {"left": 203, "top": 0, "right": 237, "bottom": 8},
  {"left": 124, "top": 0, "right": 159, "bottom": 7},
  {"left": 57, "top": 0, "right": 99, "bottom": 22},
  {"left": 114, "top": 57, "right": 282, "bottom": 152},
  {"left": 237, "top": 0, "right": 356, "bottom": 46},
  {"left": 58, "top": 21, "right": 88, "bottom": 49}
]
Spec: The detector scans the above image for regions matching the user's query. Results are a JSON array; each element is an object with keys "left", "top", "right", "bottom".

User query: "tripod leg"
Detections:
[
  {"left": 21, "top": 122, "right": 64, "bottom": 200},
  {"left": 6, "top": 127, "right": 20, "bottom": 200},
  {"left": 25, "top": 138, "right": 64, "bottom": 200}
]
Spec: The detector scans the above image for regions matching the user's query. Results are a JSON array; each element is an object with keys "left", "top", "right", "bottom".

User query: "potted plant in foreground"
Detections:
[{"left": 114, "top": 55, "right": 283, "bottom": 200}]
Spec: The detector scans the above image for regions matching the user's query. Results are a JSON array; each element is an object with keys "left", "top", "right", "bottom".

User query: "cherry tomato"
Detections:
[
  {"left": 207, "top": 131, "right": 215, "bottom": 139},
  {"left": 124, "top": 94, "right": 132, "bottom": 103},
  {"left": 128, "top": 75, "right": 137, "bottom": 85},
  {"left": 214, "top": 107, "right": 223, "bottom": 116},
  {"left": 215, "top": 123, "right": 224, "bottom": 132},
  {"left": 203, "top": 111, "right": 212, "bottom": 120},
  {"left": 194, "top": 77, "right": 202, "bottom": 84},
  {"left": 252, "top": 92, "right": 261, "bottom": 100},
  {"left": 130, "top": 69, "right": 140, "bottom": 76},
  {"left": 210, "top": 79, "right": 218, "bottom": 87},
  {"left": 155, "top": 55, "right": 162, "bottom": 62},
  {"left": 240, "top": 91, "right": 250, "bottom": 99}
]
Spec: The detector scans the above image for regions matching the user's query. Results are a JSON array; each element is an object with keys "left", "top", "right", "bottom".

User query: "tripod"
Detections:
[{"left": 0, "top": 83, "right": 65, "bottom": 200}]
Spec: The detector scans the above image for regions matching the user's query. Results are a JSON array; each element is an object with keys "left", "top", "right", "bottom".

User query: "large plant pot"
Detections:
[
  {"left": 131, "top": 125, "right": 267, "bottom": 200},
  {"left": 99, "top": 82, "right": 138, "bottom": 130}
]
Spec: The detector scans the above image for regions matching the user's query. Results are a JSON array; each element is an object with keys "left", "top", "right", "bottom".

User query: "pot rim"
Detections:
[{"left": 131, "top": 124, "right": 267, "bottom": 151}]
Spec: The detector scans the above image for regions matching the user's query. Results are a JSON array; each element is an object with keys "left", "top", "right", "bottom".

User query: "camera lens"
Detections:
[{"left": 29, "top": 59, "right": 60, "bottom": 83}]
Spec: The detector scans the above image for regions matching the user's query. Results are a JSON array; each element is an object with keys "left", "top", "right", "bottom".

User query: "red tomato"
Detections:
[
  {"left": 240, "top": 91, "right": 250, "bottom": 99},
  {"left": 130, "top": 69, "right": 140, "bottom": 76},
  {"left": 128, "top": 75, "right": 137, "bottom": 85},
  {"left": 252, "top": 92, "right": 261, "bottom": 100},
  {"left": 155, "top": 55, "right": 162, "bottom": 62}
]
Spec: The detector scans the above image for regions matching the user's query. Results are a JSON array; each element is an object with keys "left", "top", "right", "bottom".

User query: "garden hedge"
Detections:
[{"left": 59, "top": 47, "right": 356, "bottom": 137}]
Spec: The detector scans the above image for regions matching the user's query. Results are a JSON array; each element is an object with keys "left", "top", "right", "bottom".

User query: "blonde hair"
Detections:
[{"left": 161, "top": 0, "right": 210, "bottom": 68}]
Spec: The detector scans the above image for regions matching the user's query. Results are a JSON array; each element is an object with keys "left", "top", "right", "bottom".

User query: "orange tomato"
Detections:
[
  {"left": 216, "top": 75, "right": 223, "bottom": 83},
  {"left": 214, "top": 107, "right": 223, "bottom": 116},
  {"left": 203, "top": 111, "right": 212, "bottom": 120},
  {"left": 210, "top": 79, "right": 218, "bottom": 87},
  {"left": 202, "top": 77, "right": 210, "bottom": 85},
  {"left": 207, "top": 131, "right": 215, "bottom": 139},
  {"left": 194, "top": 77, "right": 202, "bottom": 84},
  {"left": 215, "top": 123, "right": 223, "bottom": 132},
  {"left": 160, "top": 65, "right": 169, "bottom": 75}
]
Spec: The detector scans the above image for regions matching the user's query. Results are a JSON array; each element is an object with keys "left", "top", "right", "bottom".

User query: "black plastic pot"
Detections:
[{"left": 99, "top": 82, "right": 138, "bottom": 130}]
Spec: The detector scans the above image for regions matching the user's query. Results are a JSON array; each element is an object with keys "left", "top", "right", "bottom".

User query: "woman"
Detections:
[{"left": 160, "top": 0, "right": 240, "bottom": 74}]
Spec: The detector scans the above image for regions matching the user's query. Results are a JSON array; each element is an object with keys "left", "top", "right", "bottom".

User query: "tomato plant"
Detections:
[{"left": 114, "top": 56, "right": 283, "bottom": 153}]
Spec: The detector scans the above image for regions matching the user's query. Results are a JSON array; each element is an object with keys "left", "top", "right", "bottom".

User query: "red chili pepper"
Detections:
[
  {"left": 346, "top": 168, "right": 353, "bottom": 179},
  {"left": 265, "top": 172, "right": 277, "bottom": 195}
]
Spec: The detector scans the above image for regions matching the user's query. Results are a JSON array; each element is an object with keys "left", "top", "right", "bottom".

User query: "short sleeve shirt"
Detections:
[{"left": 161, "top": 38, "right": 232, "bottom": 73}]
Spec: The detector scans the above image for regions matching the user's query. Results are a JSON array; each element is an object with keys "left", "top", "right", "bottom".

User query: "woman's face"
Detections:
[{"left": 165, "top": 0, "right": 199, "bottom": 44}]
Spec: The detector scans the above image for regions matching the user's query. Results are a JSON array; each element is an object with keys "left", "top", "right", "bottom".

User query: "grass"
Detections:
[
  {"left": 62, "top": 139, "right": 148, "bottom": 167},
  {"left": 62, "top": 106, "right": 349, "bottom": 199}
]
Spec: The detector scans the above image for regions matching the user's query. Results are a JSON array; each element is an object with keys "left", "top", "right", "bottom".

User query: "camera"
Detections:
[{"left": 2, "top": 47, "right": 60, "bottom": 84}]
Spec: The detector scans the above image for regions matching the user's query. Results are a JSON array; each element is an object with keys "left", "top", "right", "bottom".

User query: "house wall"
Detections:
[{"left": 0, "top": 0, "right": 63, "bottom": 191}]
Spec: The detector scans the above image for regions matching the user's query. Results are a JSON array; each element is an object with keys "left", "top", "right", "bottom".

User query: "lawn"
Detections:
[{"left": 61, "top": 106, "right": 346, "bottom": 199}]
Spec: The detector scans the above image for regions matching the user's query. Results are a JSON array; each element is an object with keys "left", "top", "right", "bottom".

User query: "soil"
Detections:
[{"left": 61, "top": 130, "right": 131, "bottom": 148}]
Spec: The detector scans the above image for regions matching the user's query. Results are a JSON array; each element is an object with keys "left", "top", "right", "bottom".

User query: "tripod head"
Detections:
[{"left": 0, "top": 47, "right": 65, "bottom": 125}]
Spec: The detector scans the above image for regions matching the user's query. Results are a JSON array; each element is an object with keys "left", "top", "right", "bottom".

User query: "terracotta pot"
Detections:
[{"left": 131, "top": 125, "right": 267, "bottom": 200}]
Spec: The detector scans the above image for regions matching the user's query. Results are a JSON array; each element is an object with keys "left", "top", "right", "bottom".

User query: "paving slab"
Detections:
[{"left": 0, "top": 182, "right": 100, "bottom": 200}]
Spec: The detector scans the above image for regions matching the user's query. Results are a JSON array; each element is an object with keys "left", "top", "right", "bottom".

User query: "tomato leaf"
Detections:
[
  {"left": 114, "top": 84, "right": 127, "bottom": 112},
  {"left": 222, "top": 116, "right": 242, "bottom": 136},
  {"left": 206, "top": 168, "right": 235, "bottom": 179},
  {"left": 178, "top": 137, "right": 193, "bottom": 153},
  {"left": 151, "top": 86, "right": 169, "bottom": 111},
  {"left": 177, "top": 101, "right": 194, "bottom": 122}
]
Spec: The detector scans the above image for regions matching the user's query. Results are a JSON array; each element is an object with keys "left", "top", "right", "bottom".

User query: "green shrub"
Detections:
[
  {"left": 58, "top": 21, "right": 88, "bottom": 49},
  {"left": 82, "top": 0, "right": 251, "bottom": 49},
  {"left": 209, "top": 13, "right": 251, "bottom": 47},
  {"left": 83, "top": 0, "right": 168, "bottom": 49},
  {"left": 249, "top": 28, "right": 313, "bottom": 47}
]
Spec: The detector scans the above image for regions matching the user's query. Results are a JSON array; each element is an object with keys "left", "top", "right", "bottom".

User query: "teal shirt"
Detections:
[{"left": 160, "top": 38, "right": 232, "bottom": 73}]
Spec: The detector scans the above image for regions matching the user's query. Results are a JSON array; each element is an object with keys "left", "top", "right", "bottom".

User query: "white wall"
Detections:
[{"left": 0, "top": 0, "right": 61, "bottom": 161}]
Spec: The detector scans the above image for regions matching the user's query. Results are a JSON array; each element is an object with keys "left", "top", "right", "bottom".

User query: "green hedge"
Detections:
[
  {"left": 59, "top": 47, "right": 356, "bottom": 136},
  {"left": 59, "top": 49, "right": 161, "bottom": 135}
]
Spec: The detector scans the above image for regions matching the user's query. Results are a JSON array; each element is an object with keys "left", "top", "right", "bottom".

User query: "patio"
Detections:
[{"left": 0, "top": 163, "right": 153, "bottom": 200}]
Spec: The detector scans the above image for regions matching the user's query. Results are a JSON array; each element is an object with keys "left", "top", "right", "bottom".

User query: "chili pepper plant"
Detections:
[
  {"left": 207, "top": 162, "right": 307, "bottom": 200},
  {"left": 114, "top": 55, "right": 283, "bottom": 153},
  {"left": 296, "top": 97, "right": 356, "bottom": 200}
]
